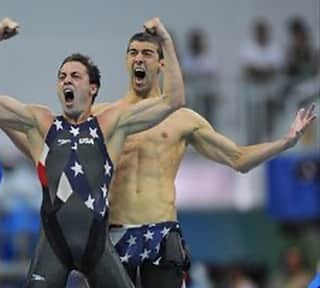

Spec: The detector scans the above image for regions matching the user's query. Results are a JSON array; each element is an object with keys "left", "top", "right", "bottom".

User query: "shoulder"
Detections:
[
  {"left": 168, "top": 107, "right": 212, "bottom": 136},
  {"left": 27, "top": 104, "right": 53, "bottom": 116},
  {"left": 27, "top": 104, "right": 55, "bottom": 133},
  {"left": 92, "top": 102, "right": 114, "bottom": 115},
  {"left": 171, "top": 107, "right": 210, "bottom": 124},
  {"left": 96, "top": 103, "right": 125, "bottom": 138}
]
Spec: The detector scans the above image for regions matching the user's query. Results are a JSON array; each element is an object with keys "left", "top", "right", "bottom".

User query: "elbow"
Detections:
[
  {"left": 232, "top": 163, "right": 251, "bottom": 174},
  {"left": 236, "top": 165, "right": 251, "bottom": 174},
  {"left": 231, "top": 158, "right": 252, "bottom": 174},
  {"left": 229, "top": 147, "right": 252, "bottom": 174}
]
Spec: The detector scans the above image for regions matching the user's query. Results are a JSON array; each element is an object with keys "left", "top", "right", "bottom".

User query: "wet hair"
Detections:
[
  {"left": 127, "top": 32, "right": 164, "bottom": 60},
  {"left": 59, "top": 53, "right": 101, "bottom": 103}
]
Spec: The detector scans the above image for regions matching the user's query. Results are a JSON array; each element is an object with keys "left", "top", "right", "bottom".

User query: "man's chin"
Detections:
[
  {"left": 133, "top": 83, "right": 149, "bottom": 95},
  {"left": 64, "top": 108, "right": 81, "bottom": 120}
]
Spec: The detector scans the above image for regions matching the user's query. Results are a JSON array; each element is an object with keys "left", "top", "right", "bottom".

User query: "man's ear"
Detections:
[
  {"left": 90, "top": 84, "right": 98, "bottom": 97},
  {"left": 158, "top": 59, "right": 165, "bottom": 73}
]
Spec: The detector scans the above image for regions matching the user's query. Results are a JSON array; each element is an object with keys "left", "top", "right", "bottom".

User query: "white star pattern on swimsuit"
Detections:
[
  {"left": 160, "top": 227, "right": 170, "bottom": 237},
  {"left": 127, "top": 235, "right": 137, "bottom": 247},
  {"left": 140, "top": 249, "right": 151, "bottom": 260},
  {"left": 104, "top": 161, "right": 112, "bottom": 176},
  {"left": 70, "top": 161, "right": 84, "bottom": 177},
  {"left": 69, "top": 126, "right": 80, "bottom": 137},
  {"left": 89, "top": 127, "right": 99, "bottom": 139},
  {"left": 53, "top": 119, "right": 63, "bottom": 131},
  {"left": 143, "top": 230, "right": 154, "bottom": 241},
  {"left": 84, "top": 194, "right": 95, "bottom": 210},
  {"left": 101, "top": 184, "right": 108, "bottom": 198},
  {"left": 120, "top": 252, "right": 131, "bottom": 263}
]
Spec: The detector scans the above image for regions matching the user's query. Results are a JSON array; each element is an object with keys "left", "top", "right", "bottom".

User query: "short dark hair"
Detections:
[
  {"left": 59, "top": 53, "right": 101, "bottom": 102},
  {"left": 127, "top": 32, "right": 164, "bottom": 60}
]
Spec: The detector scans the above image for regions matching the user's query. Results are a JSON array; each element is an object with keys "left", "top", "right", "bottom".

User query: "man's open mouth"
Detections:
[
  {"left": 134, "top": 67, "right": 146, "bottom": 83},
  {"left": 64, "top": 88, "right": 74, "bottom": 103}
]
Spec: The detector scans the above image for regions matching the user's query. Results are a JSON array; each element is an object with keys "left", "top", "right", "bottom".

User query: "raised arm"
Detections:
[
  {"left": 0, "top": 18, "right": 51, "bottom": 163},
  {"left": 0, "top": 18, "right": 35, "bottom": 132},
  {"left": 146, "top": 18, "right": 185, "bottom": 108},
  {"left": 118, "top": 18, "right": 185, "bottom": 135},
  {"left": 188, "top": 104, "right": 317, "bottom": 173}
]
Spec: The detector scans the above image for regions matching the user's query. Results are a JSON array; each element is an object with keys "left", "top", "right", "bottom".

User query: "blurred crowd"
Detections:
[
  {"left": 186, "top": 245, "right": 317, "bottom": 288},
  {"left": 0, "top": 14, "right": 319, "bottom": 288},
  {"left": 180, "top": 15, "right": 319, "bottom": 145}
]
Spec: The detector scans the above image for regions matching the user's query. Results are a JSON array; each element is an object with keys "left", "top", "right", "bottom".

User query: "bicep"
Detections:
[
  {"left": 0, "top": 96, "right": 37, "bottom": 132},
  {"left": 189, "top": 122, "right": 242, "bottom": 168}
]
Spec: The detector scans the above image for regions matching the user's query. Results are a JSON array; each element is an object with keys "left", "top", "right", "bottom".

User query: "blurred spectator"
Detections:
[
  {"left": 188, "top": 261, "right": 213, "bottom": 288},
  {"left": 281, "top": 49, "right": 320, "bottom": 147},
  {"left": 226, "top": 264, "right": 258, "bottom": 288},
  {"left": 181, "top": 28, "right": 220, "bottom": 125},
  {"left": 283, "top": 16, "right": 317, "bottom": 97},
  {"left": 240, "top": 18, "right": 284, "bottom": 143},
  {"left": 269, "top": 246, "right": 313, "bottom": 288},
  {"left": 0, "top": 157, "right": 41, "bottom": 212},
  {"left": 0, "top": 157, "right": 40, "bottom": 261}
]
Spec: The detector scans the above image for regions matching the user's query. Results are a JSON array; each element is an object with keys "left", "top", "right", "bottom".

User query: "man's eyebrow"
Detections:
[
  {"left": 58, "top": 71, "right": 82, "bottom": 75},
  {"left": 128, "top": 48, "right": 156, "bottom": 53},
  {"left": 142, "top": 49, "right": 156, "bottom": 53}
]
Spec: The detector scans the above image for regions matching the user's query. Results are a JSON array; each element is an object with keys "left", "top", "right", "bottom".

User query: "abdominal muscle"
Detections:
[{"left": 108, "top": 134, "right": 185, "bottom": 225}]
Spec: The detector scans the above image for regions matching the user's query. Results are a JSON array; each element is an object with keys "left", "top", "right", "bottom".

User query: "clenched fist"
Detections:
[
  {"left": 0, "top": 18, "right": 19, "bottom": 42},
  {"left": 143, "top": 17, "right": 171, "bottom": 42}
]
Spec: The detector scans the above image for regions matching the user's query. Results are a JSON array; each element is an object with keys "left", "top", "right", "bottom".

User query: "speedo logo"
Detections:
[
  {"left": 57, "top": 139, "right": 71, "bottom": 145},
  {"left": 31, "top": 273, "right": 46, "bottom": 281}
]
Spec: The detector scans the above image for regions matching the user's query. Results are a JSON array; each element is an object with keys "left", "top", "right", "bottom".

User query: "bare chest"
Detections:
[{"left": 123, "top": 122, "right": 182, "bottom": 158}]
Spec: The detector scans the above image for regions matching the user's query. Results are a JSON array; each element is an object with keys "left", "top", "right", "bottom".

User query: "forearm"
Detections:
[
  {"left": 236, "top": 137, "right": 290, "bottom": 173},
  {"left": 161, "top": 38, "right": 185, "bottom": 107}
]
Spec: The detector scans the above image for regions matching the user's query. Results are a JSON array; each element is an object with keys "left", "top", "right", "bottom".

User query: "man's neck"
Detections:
[
  {"left": 125, "top": 86, "right": 161, "bottom": 104},
  {"left": 63, "top": 109, "right": 92, "bottom": 125}
]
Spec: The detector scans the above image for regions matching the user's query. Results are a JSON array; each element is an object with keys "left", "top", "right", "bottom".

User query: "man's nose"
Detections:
[
  {"left": 63, "top": 75, "right": 72, "bottom": 85},
  {"left": 134, "top": 53, "right": 144, "bottom": 63}
]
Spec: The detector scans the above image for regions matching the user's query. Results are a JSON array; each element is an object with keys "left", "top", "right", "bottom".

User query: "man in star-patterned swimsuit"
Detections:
[
  {"left": 27, "top": 113, "right": 125, "bottom": 287},
  {"left": 0, "top": 18, "right": 185, "bottom": 287}
]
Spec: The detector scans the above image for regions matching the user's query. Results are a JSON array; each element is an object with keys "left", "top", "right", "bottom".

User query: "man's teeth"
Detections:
[{"left": 135, "top": 67, "right": 145, "bottom": 72}]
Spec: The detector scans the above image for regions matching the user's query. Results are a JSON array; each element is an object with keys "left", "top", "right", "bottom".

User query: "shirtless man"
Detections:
[
  {"left": 2, "top": 18, "right": 317, "bottom": 288},
  {"left": 0, "top": 17, "right": 184, "bottom": 287}
]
